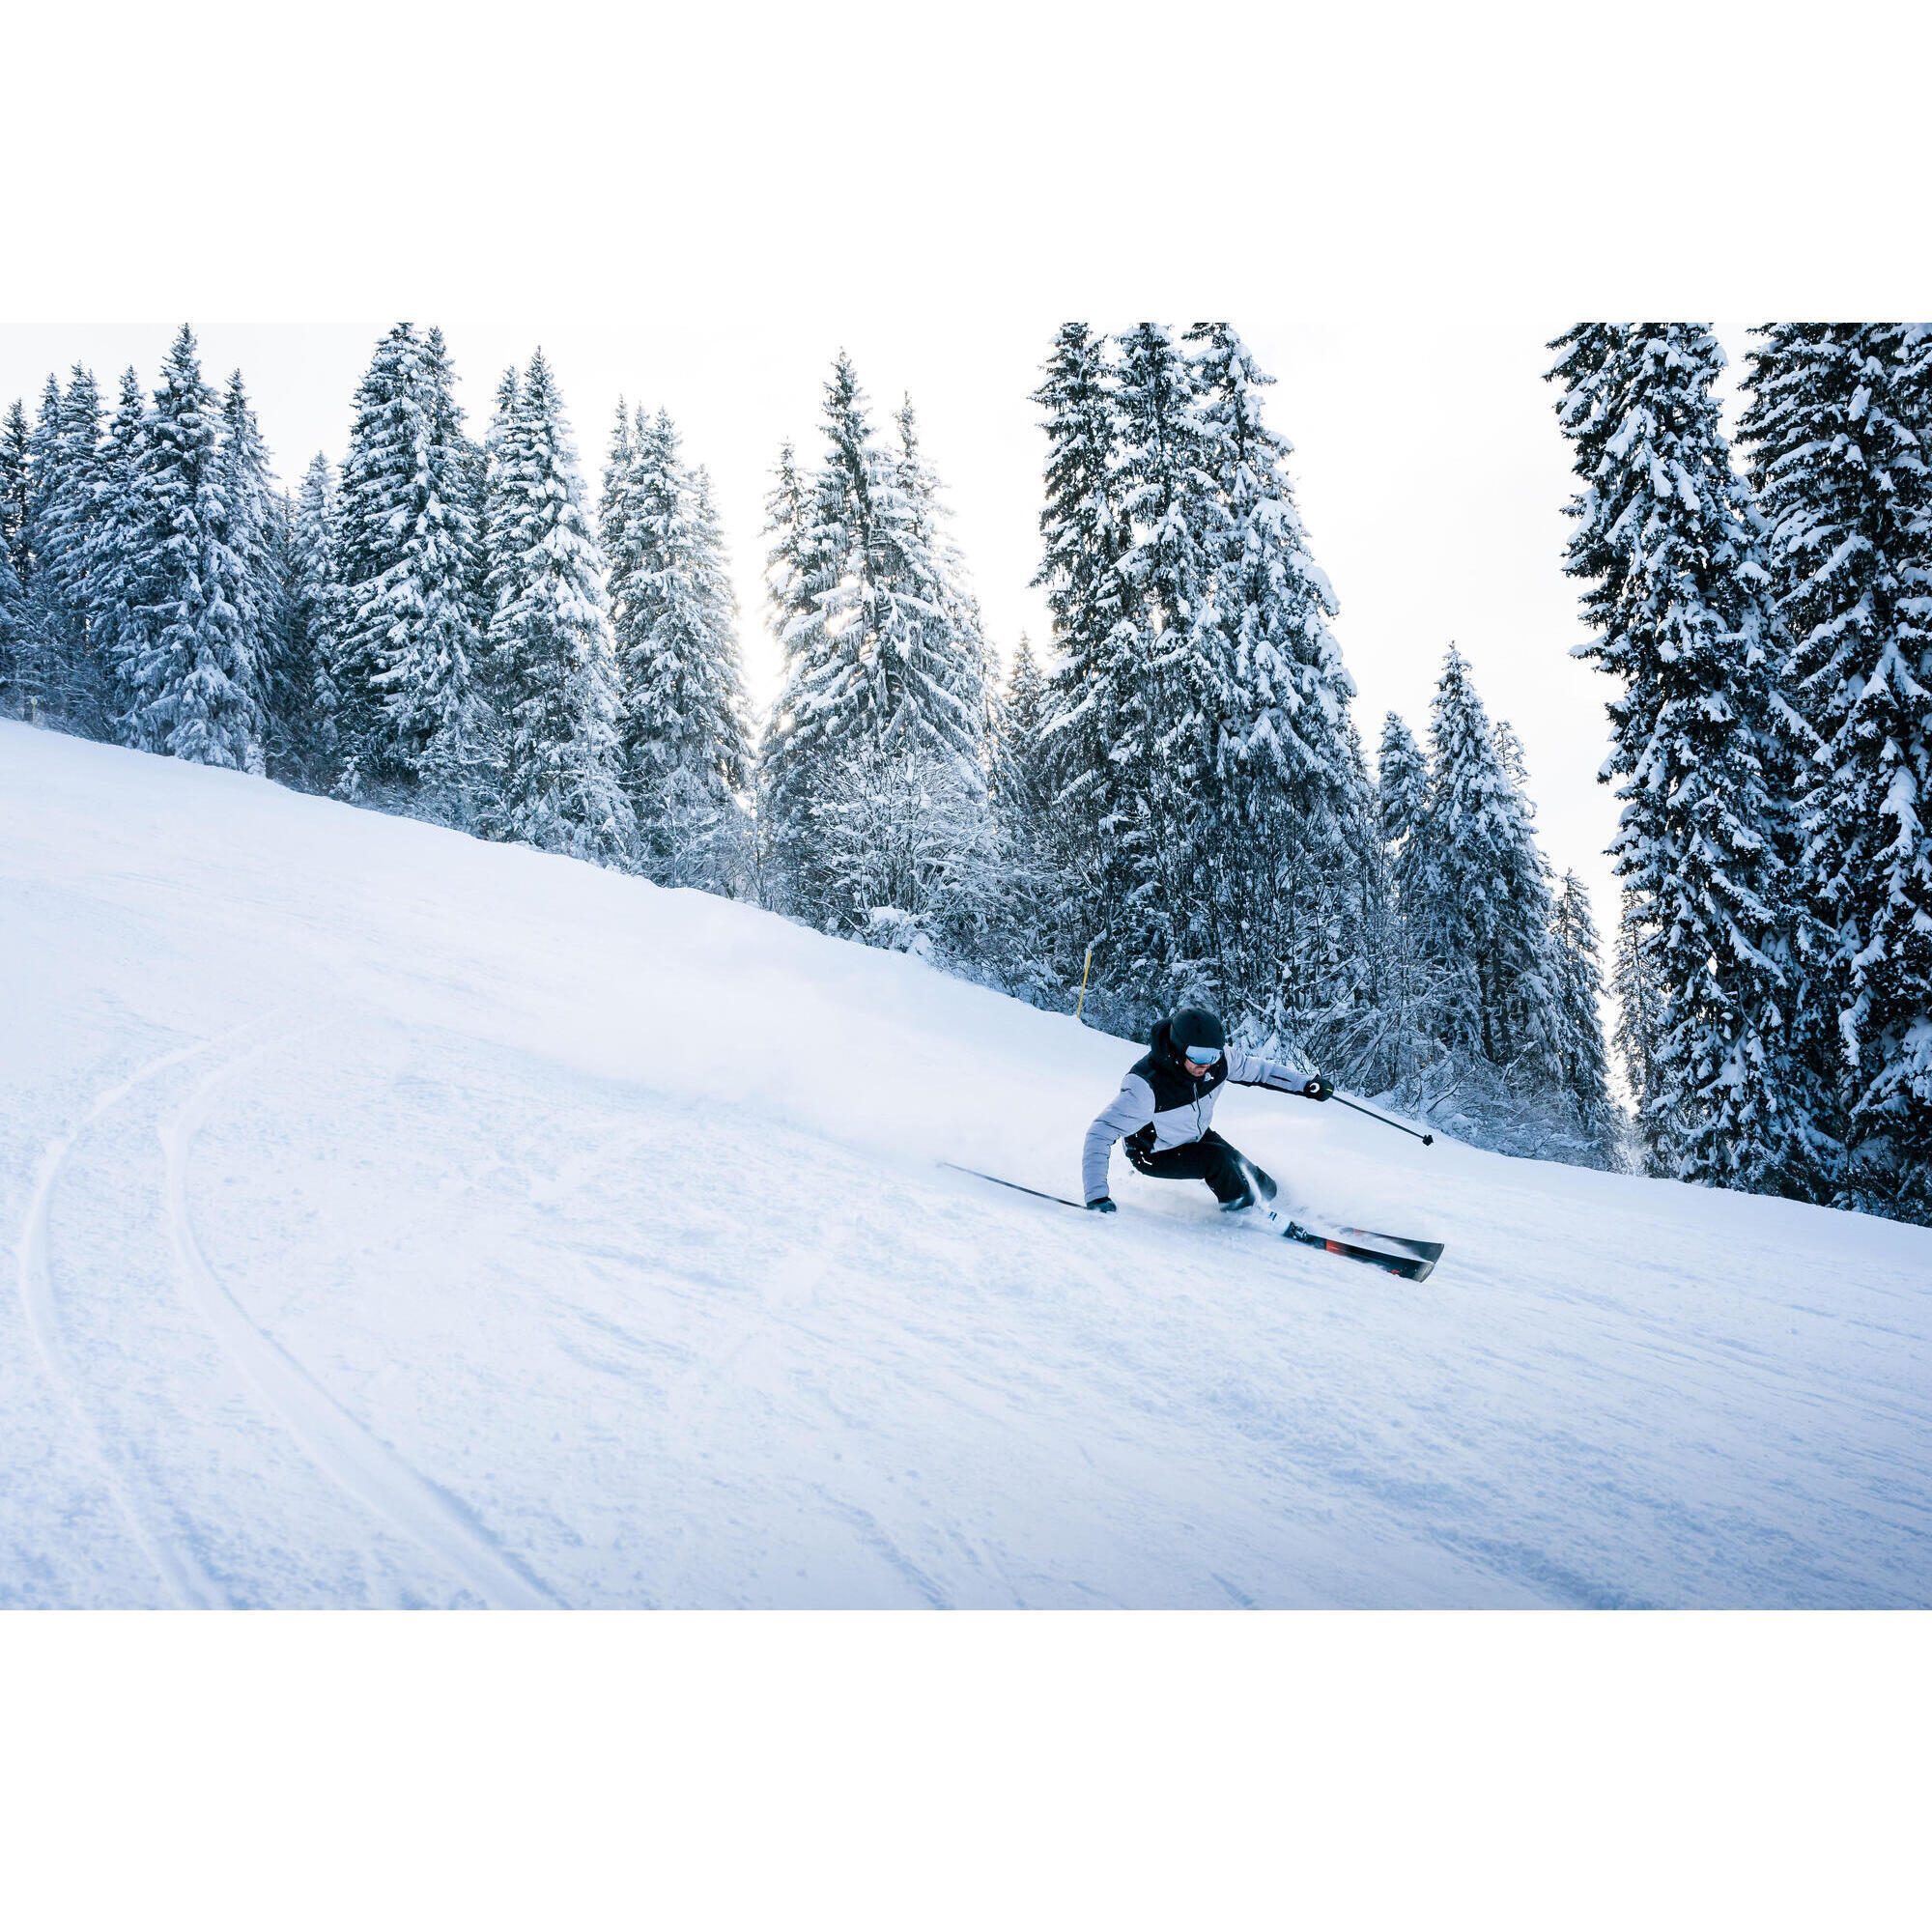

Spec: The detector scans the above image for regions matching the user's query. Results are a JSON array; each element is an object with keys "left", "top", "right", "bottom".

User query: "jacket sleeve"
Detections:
[
  {"left": 1226, "top": 1048, "right": 1300, "bottom": 1092},
  {"left": 1083, "top": 1073, "right": 1155, "bottom": 1203}
]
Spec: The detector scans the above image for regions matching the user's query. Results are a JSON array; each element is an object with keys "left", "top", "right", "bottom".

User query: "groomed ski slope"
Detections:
[{"left": 4, "top": 722, "right": 1929, "bottom": 1610}]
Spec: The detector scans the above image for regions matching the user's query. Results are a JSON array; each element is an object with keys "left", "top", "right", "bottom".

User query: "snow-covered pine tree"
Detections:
[
  {"left": 454, "top": 395, "right": 491, "bottom": 650},
  {"left": 23, "top": 377, "right": 63, "bottom": 528},
  {"left": 1550, "top": 870, "right": 1613, "bottom": 1136},
  {"left": 758, "top": 355, "right": 989, "bottom": 932},
  {"left": 885, "top": 395, "right": 991, "bottom": 772},
  {"left": 1492, "top": 717, "right": 1530, "bottom": 787},
  {"left": 1, "top": 399, "right": 37, "bottom": 712},
  {"left": 86, "top": 368, "right": 152, "bottom": 742},
  {"left": 127, "top": 327, "right": 267, "bottom": 770},
  {"left": 975, "top": 625, "right": 1009, "bottom": 811},
  {"left": 983, "top": 632, "right": 1074, "bottom": 993},
  {"left": 0, "top": 400, "right": 29, "bottom": 583},
  {"left": 688, "top": 466, "right": 738, "bottom": 656},
  {"left": 756, "top": 364, "right": 873, "bottom": 922},
  {"left": 1610, "top": 886, "right": 1672, "bottom": 1168},
  {"left": 1031, "top": 324, "right": 1129, "bottom": 990},
  {"left": 214, "top": 370, "right": 281, "bottom": 764},
  {"left": 30, "top": 366, "right": 111, "bottom": 735},
  {"left": 1094, "top": 323, "right": 1216, "bottom": 1002},
  {"left": 596, "top": 398, "right": 637, "bottom": 613},
  {"left": 683, "top": 462, "right": 754, "bottom": 885},
  {"left": 754, "top": 437, "right": 823, "bottom": 913},
  {"left": 1303, "top": 717, "right": 1432, "bottom": 1097},
  {"left": 334, "top": 323, "right": 488, "bottom": 808},
  {"left": 990, "top": 633, "right": 1056, "bottom": 874},
  {"left": 273, "top": 453, "right": 346, "bottom": 789},
  {"left": 1739, "top": 324, "right": 1932, "bottom": 1221},
  {"left": 479, "top": 352, "right": 633, "bottom": 865},
  {"left": 1031, "top": 325, "right": 1122, "bottom": 675},
  {"left": 332, "top": 326, "right": 412, "bottom": 786},
  {"left": 10, "top": 374, "right": 69, "bottom": 721},
  {"left": 0, "top": 545, "right": 21, "bottom": 696},
  {"left": 1378, "top": 709, "right": 1432, "bottom": 923},
  {"left": 0, "top": 545, "right": 22, "bottom": 709},
  {"left": 1297, "top": 712, "right": 1378, "bottom": 1041},
  {"left": 1294, "top": 705, "right": 1450, "bottom": 1094},
  {"left": 1412, "top": 646, "right": 1564, "bottom": 1086},
  {"left": 1549, "top": 324, "right": 1828, "bottom": 1200},
  {"left": 794, "top": 356, "right": 874, "bottom": 772},
  {"left": 412, "top": 329, "right": 496, "bottom": 814},
  {"left": 605, "top": 405, "right": 752, "bottom": 890},
  {"left": 1186, "top": 322, "right": 1359, "bottom": 1034},
  {"left": 785, "top": 362, "right": 983, "bottom": 783},
  {"left": 258, "top": 483, "right": 299, "bottom": 776}
]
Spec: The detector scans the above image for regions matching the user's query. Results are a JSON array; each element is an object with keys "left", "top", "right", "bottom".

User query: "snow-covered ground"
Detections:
[{"left": 4, "top": 720, "right": 1929, "bottom": 1609}]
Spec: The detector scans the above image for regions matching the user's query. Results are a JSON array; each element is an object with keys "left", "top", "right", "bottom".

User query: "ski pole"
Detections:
[
  {"left": 939, "top": 1162, "right": 1087, "bottom": 1209},
  {"left": 1265, "top": 1079, "right": 1435, "bottom": 1146},
  {"left": 1074, "top": 946, "right": 1094, "bottom": 1022},
  {"left": 1328, "top": 1092, "right": 1435, "bottom": 1146}
]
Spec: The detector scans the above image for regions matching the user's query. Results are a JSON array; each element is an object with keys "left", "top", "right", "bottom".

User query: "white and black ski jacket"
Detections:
[{"left": 1083, "top": 1024, "right": 1300, "bottom": 1204}]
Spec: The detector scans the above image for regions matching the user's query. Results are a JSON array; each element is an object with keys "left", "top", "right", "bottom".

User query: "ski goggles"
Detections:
[{"left": 1179, "top": 1043, "right": 1222, "bottom": 1064}]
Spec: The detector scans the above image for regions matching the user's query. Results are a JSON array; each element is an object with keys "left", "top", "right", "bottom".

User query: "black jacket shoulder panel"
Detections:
[{"left": 1129, "top": 1042, "right": 1228, "bottom": 1116}]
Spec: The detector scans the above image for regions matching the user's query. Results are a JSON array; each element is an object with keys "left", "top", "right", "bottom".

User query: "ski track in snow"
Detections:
[
  {"left": 14, "top": 1029, "right": 252, "bottom": 1608},
  {"left": 160, "top": 1037, "right": 554, "bottom": 1610}
]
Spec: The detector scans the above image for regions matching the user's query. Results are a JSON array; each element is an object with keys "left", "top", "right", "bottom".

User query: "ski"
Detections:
[
  {"left": 1262, "top": 1210, "right": 1442, "bottom": 1281},
  {"left": 1340, "top": 1228, "right": 1445, "bottom": 1270},
  {"left": 941, "top": 1162, "right": 1445, "bottom": 1278}
]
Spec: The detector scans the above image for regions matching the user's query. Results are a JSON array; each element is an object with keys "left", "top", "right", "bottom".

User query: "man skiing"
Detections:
[{"left": 1083, "top": 1006, "right": 1330, "bottom": 1214}]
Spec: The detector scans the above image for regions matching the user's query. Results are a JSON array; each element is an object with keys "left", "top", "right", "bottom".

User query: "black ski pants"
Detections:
[{"left": 1126, "top": 1129, "right": 1275, "bottom": 1206}]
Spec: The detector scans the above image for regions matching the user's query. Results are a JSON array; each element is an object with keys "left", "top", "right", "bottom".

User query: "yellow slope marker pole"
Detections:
[{"left": 1074, "top": 946, "right": 1094, "bottom": 1022}]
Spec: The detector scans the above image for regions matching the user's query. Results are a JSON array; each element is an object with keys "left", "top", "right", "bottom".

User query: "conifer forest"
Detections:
[{"left": 4, "top": 322, "right": 1927, "bottom": 1223}]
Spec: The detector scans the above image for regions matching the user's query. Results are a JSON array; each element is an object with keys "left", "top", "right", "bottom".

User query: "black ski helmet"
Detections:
[{"left": 1168, "top": 1006, "right": 1226, "bottom": 1062}]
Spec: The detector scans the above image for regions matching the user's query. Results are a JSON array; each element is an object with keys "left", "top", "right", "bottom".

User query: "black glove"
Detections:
[
  {"left": 1087, "top": 1197, "right": 1118, "bottom": 1213},
  {"left": 1303, "top": 1076, "right": 1334, "bottom": 1101}
]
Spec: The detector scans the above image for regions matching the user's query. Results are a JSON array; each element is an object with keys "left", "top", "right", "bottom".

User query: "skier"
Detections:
[{"left": 1083, "top": 1007, "right": 1330, "bottom": 1214}]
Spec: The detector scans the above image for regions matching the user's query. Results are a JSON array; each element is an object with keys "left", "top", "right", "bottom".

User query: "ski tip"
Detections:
[
  {"left": 1280, "top": 1218, "right": 1440, "bottom": 1280},
  {"left": 1340, "top": 1229, "right": 1446, "bottom": 1265}
]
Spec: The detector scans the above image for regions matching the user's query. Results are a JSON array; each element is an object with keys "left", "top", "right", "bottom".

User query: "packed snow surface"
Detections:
[{"left": 4, "top": 723, "right": 1929, "bottom": 1608}]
